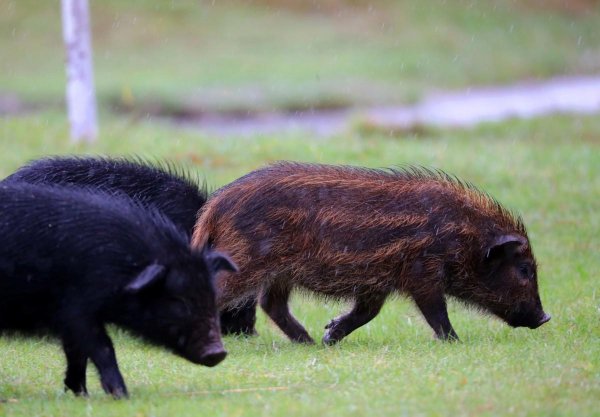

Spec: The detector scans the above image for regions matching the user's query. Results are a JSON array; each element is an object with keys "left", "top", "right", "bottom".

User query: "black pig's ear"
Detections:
[
  {"left": 124, "top": 263, "right": 167, "bottom": 293},
  {"left": 485, "top": 234, "right": 527, "bottom": 261},
  {"left": 207, "top": 251, "right": 238, "bottom": 273}
]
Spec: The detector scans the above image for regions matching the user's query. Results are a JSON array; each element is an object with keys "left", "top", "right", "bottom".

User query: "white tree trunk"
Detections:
[{"left": 61, "top": 0, "right": 98, "bottom": 143}]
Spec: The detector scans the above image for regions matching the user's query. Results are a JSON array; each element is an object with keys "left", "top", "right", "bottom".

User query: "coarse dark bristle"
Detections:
[
  {"left": 192, "top": 160, "right": 545, "bottom": 345},
  {"left": 249, "top": 161, "right": 526, "bottom": 233},
  {"left": 18, "top": 154, "right": 211, "bottom": 197}
]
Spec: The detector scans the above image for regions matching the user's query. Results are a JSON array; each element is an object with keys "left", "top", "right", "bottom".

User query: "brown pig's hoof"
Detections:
[{"left": 322, "top": 328, "right": 344, "bottom": 345}]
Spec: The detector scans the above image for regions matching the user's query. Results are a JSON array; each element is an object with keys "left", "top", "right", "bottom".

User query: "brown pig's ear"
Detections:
[
  {"left": 485, "top": 234, "right": 527, "bottom": 261},
  {"left": 207, "top": 251, "right": 238, "bottom": 273}
]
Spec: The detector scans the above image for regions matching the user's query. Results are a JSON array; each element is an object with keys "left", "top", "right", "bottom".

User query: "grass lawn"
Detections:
[
  {"left": 1, "top": 1, "right": 599, "bottom": 415},
  {"left": 2, "top": 0, "right": 600, "bottom": 111},
  {"left": 0, "top": 111, "right": 598, "bottom": 416}
]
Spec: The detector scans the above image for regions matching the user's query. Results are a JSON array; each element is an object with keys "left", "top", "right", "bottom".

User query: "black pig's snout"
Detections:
[
  {"left": 529, "top": 312, "right": 551, "bottom": 329},
  {"left": 197, "top": 346, "right": 227, "bottom": 367}
]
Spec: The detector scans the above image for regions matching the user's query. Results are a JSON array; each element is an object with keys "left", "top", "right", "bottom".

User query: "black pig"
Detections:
[
  {"left": 192, "top": 162, "right": 551, "bottom": 344},
  {"left": 0, "top": 183, "right": 236, "bottom": 398},
  {"left": 4, "top": 156, "right": 257, "bottom": 336}
]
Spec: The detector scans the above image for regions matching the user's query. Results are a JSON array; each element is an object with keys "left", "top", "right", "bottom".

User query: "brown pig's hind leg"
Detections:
[{"left": 322, "top": 294, "right": 387, "bottom": 345}]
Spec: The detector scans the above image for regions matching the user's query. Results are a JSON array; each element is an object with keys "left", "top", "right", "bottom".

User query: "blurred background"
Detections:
[{"left": 2, "top": 0, "right": 600, "bottom": 142}]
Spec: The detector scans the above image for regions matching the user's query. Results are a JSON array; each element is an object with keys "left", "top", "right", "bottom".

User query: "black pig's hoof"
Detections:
[
  {"left": 292, "top": 334, "right": 315, "bottom": 344},
  {"left": 64, "top": 386, "right": 88, "bottom": 397},
  {"left": 287, "top": 330, "right": 315, "bottom": 344},
  {"left": 108, "top": 386, "right": 128, "bottom": 400},
  {"left": 64, "top": 379, "right": 88, "bottom": 397},
  {"left": 101, "top": 381, "right": 129, "bottom": 399},
  {"left": 435, "top": 331, "right": 460, "bottom": 342}
]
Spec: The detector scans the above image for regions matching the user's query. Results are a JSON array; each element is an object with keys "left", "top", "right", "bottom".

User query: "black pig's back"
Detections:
[{"left": 4, "top": 156, "right": 206, "bottom": 235}]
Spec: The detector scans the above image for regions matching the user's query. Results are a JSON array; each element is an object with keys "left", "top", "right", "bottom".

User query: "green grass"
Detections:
[
  {"left": 0, "top": 111, "right": 599, "bottom": 416},
  {"left": 2, "top": 0, "right": 600, "bottom": 111},
  {"left": 1, "top": 2, "right": 600, "bottom": 414}
]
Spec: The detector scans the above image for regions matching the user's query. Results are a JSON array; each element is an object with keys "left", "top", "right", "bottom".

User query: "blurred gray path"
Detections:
[
  {"left": 3, "top": 75, "right": 599, "bottom": 136},
  {"left": 182, "top": 76, "right": 600, "bottom": 136},
  {"left": 367, "top": 76, "right": 600, "bottom": 128}
]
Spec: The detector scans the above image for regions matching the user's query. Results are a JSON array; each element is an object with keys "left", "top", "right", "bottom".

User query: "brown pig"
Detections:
[{"left": 192, "top": 162, "right": 550, "bottom": 344}]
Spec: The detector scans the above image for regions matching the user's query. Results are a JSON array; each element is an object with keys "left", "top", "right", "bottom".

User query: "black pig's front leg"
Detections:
[
  {"left": 61, "top": 319, "right": 128, "bottom": 398},
  {"left": 412, "top": 291, "right": 459, "bottom": 341},
  {"left": 220, "top": 299, "right": 258, "bottom": 336},
  {"left": 62, "top": 341, "right": 88, "bottom": 396}
]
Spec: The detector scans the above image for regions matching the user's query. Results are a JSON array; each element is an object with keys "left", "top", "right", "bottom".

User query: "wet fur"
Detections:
[
  {"left": 193, "top": 162, "right": 547, "bottom": 344},
  {"left": 0, "top": 183, "right": 227, "bottom": 397},
  {"left": 4, "top": 155, "right": 257, "bottom": 335}
]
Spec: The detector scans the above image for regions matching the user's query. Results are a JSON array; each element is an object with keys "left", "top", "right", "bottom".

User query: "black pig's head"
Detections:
[{"left": 119, "top": 246, "right": 237, "bottom": 367}]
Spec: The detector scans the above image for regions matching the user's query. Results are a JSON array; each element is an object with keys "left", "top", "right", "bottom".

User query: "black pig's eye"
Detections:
[
  {"left": 518, "top": 264, "right": 531, "bottom": 278},
  {"left": 177, "top": 334, "right": 188, "bottom": 348}
]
